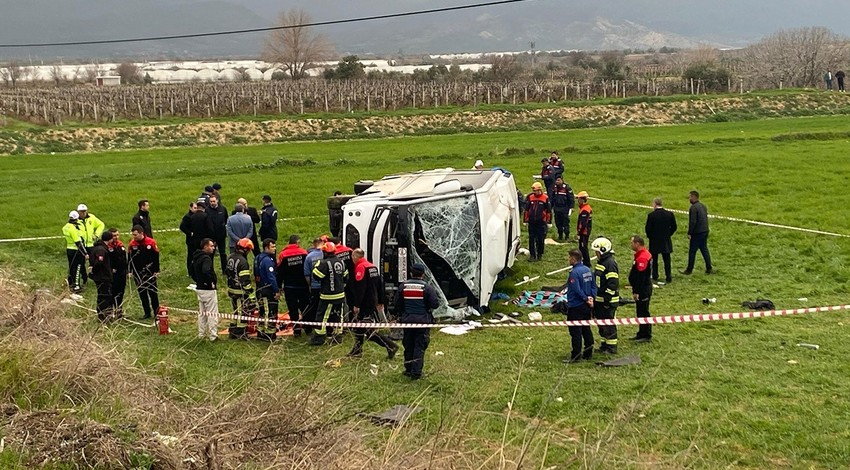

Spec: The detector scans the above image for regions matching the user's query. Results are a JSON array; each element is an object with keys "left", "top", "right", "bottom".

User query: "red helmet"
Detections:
[
  {"left": 322, "top": 242, "right": 336, "bottom": 253},
  {"left": 237, "top": 238, "right": 254, "bottom": 251}
]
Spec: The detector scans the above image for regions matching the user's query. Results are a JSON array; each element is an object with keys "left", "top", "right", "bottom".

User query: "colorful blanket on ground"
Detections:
[{"left": 513, "top": 290, "right": 565, "bottom": 308}]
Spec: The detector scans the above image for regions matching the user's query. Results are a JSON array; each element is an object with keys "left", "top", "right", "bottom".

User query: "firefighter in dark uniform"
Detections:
[
  {"left": 277, "top": 234, "right": 310, "bottom": 336},
  {"left": 225, "top": 238, "right": 255, "bottom": 323},
  {"left": 107, "top": 228, "right": 128, "bottom": 314},
  {"left": 395, "top": 263, "right": 439, "bottom": 380},
  {"left": 89, "top": 232, "right": 113, "bottom": 321},
  {"left": 551, "top": 176, "right": 575, "bottom": 241},
  {"left": 348, "top": 248, "right": 398, "bottom": 358},
  {"left": 629, "top": 235, "right": 654, "bottom": 343},
  {"left": 524, "top": 182, "right": 552, "bottom": 262},
  {"left": 576, "top": 191, "right": 593, "bottom": 267},
  {"left": 591, "top": 237, "right": 620, "bottom": 354},
  {"left": 310, "top": 242, "right": 348, "bottom": 345}
]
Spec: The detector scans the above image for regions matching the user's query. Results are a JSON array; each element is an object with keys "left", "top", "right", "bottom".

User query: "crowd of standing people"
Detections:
[
  {"left": 519, "top": 152, "right": 714, "bottom": 362},
  {"left": 61, "top": 161, "right": 714, "bottom": 372}
]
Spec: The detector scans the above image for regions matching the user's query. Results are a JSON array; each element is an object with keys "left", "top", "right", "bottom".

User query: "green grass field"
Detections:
[{"left": 1, "top": 113, "right": 850, "bottom": 468}]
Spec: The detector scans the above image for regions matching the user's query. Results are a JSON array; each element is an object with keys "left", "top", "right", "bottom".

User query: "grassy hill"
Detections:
[{"left": 1, "top": 107, "right": 849, "bottom": 467}]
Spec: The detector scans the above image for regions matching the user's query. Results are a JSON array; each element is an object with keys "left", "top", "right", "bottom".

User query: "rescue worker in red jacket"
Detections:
[
  {"left": 628, "top": 235, "right": 654, "bottom": 342},
  {"left": 277, "top": 234, "right": 310, "bottom": 336},
  {"left": 347, "top": 248, "right": 398, "bottom": 358},
  {"left": 310, "top": 242, "right": 348, "bottom": 345},
  {"left": 524, "top": 182, "right": 552, "bottom": 262},
  {"left": 128, "top": 225, "right": 160, "bottom": 321},
  {"left": 576, "top": 191, "right": 593, "bottom": 267}
]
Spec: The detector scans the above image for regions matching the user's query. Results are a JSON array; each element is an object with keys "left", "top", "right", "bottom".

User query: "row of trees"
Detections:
[{"left": 259, "top": 8, "right": 848, "bottom": 90}]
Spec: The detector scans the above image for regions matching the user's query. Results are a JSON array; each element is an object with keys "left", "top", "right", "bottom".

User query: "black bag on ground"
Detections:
[{"left": 741, "top": 299, "right": 775, "bottom": 310}]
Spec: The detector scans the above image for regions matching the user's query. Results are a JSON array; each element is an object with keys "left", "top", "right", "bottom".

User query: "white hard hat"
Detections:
[
  {"left": 591, "top": 237, "right": 613, "bottom": 254},
  {"left": 77, "top": 203, "right": 88, "bottom": 211},
  {"left": 69, "top": 210, "right": 79, "bottom": 220},
  {"left": 474, "top": 159, "right": 484, "bottom": 168}
]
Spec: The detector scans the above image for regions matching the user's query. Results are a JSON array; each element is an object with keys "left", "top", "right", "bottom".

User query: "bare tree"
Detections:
[
  {"left": 488, "top": 55, "right": 522, "bottom": 82},
  {"left": 115, "top": 62, "right": 143, "bottom": 85},
  {"left": 0, "top": 61, "right": 29, "bottom": 87},
  {"left": 49, "top": 64, "right": 67, "bottom": 86},
  {"left": 83, "top": 63, "right": 104, "bottom": 83},
  {"left": 262, "top": 9, "right": 334, "bottom": 80},
  {"left": 740, "top": 27, "right": 849, "bottom": 87}
]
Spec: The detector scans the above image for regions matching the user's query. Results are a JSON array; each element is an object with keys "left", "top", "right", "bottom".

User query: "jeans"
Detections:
[{"left": 686, "top": 232, "right": 712, "bottom": 272}]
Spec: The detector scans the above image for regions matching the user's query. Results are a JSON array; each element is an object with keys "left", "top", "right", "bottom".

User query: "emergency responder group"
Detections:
[
  {"left": 523, "top": 154, "right": 714, "bottom": 361},
  {"left": 63, "top": 193, "right": 436, "bottom": 378}
]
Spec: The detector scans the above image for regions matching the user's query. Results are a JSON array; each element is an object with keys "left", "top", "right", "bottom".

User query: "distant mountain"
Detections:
[{"left": 0, "top": 0, "right": 844, "bottom": 59}]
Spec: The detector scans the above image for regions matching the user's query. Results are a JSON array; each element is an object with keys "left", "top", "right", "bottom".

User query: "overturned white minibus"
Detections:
[{"left": 336, "top": 168, "right": 521, "bottom": 320}]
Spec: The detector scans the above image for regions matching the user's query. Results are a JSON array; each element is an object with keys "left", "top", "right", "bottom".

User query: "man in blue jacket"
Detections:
[
  {"left": 562, "top": 249, "right": 597, "bottom": 363},
  {"left": 254, "top": 238, "right": 279, "bottom": 330}
]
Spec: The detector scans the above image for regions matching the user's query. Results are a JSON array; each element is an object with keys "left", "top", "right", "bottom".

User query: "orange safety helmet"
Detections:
[
  {"left": 236, "top": 238, "right": 254, "bottom": 251},
  {"left": 531, "top": 182, "right": 543, "bottom": 191},
  {"left": 322, "top": 242, "right": 337, "bottom": 253}
]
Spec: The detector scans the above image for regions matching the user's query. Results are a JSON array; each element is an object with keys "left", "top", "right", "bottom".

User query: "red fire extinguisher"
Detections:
[
  {"left": 156, "top": 306, "right": 169, "bottom": 335},
  {"left": 247, "top": 308, "right": 259, "bottom": 335}
]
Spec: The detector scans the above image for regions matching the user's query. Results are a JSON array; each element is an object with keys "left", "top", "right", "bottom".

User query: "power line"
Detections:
[{"left": 0, "top": 0, "right": 536, "bottom": 48}]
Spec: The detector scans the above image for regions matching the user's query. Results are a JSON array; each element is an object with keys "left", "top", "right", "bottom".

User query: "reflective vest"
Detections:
[{"left": 62, "top": 222, "right": 85, "bottom": 251}]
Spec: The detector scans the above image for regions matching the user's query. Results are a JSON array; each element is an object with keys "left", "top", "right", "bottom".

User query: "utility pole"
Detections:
[{"left": 530, "top": 41, "right": 536, "bottom": 69}]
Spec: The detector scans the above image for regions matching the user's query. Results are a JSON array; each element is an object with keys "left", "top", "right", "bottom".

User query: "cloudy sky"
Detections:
[{"left": 0, "top": 0, "right": 845, "bottom": 59}]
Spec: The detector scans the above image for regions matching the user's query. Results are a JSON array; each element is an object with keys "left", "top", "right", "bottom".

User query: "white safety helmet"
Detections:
[
  {"left": 591, "top": 237, "right": 613, "bottom": 255},
  {"left": 68, "top": 210, "right": 80, "bottom": 220},
  {"left": 77, "top": 203, "right": 88, "bottom": 211}
]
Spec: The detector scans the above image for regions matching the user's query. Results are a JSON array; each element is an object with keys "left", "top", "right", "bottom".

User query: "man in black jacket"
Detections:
[
  {"left": 107, "top": 228, "right": 128, "bottom": 314},
  {"left": 206, "top": 195, "right": 229, "bottom": 272},
  {"left": 259, "top": 195, "right": 278, "bottom": 242},
  {"left": 179, "top": 202, "right": 197, "bottom": 277},
  {"left": 348, "top": 248, "right": 398, "bottom": 358},
  {"left": 644, "top": 197, "right": 677, "bottom": 283},
  {"left": 683, "top": 191, "right": 713, "bottom": 275},
  {"left": 192, "top": 238, "right": 219, "bottom": 341},
  {"left": 128, "top": 225, "right": 160, "bottom": 321},
  {"left": 89, "top": 232, "right": 114, "bottom": 321},
  {"left": 132, "top": 199, "right": 152, "bottom": 237},
  {"left": 395, "top": 263, "right": 439, "bottom": 380}
]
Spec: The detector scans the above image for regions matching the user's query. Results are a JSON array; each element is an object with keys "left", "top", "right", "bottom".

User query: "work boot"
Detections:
[
  {"left": 387, "top": 343, "right": 399, "bottom": 360},
  {"left": 347, "top": 348, "right": 363, "bottom": 358},
  {"left": 308, "top": 334, "right": 326, "bottom": 346}
]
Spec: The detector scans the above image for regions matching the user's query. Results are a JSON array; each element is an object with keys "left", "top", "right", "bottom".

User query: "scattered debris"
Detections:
[
  {"left": 798, "top": 297, "right": 808, "bottom": 302},
  {"left": 434, "top": 351, "right": 445, "bottom": 356},
  {"left": 796, "top": 343, "right": 819, "bottom": 350},
  {"left": 528, "top": 312, "right": 542, "bottom": 321},
  {"left": 152, "top": 431, "right": 178, "bottom": 447},
  {"left": 543, "top": 238, "right": 562, "bottom": 245},
  {"left": 555, "top": 397, "right": 563, "bottom": 402},
  {"left": 439, "top": 323, "right": 479, "bottom": 336},
  {"left": 370, "top": 364, "right": 379, "bottom": 376},
  {"left": 596, "top": 355, "right": 641, "bottom": 367},
  {"left": 787, "top": 360, "right": 799, "bottom": 364},
  {"left": 365, "top": 405, "right": 422, "bottom": 427},
  {"left": 702, "top": 297, "right": 717, "bottom": 304},
  {"left": 518, "top": 248, "right": 531, "bottom": 256}
]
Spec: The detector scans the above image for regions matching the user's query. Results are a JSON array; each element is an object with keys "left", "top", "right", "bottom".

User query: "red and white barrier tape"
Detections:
[
  {"left": 0, "top": 215, "right": 325, "bottom": 244},
  {"left": 590, "top": 197, "right": 850, "bottom": 238},
  {"left": 166, "top": 304, "right": 850, "bottom": 329}
]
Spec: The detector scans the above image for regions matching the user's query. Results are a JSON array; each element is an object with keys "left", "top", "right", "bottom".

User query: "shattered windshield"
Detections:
[{"left": 408, "top": 195, "right": 482, "bottom": 320}]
